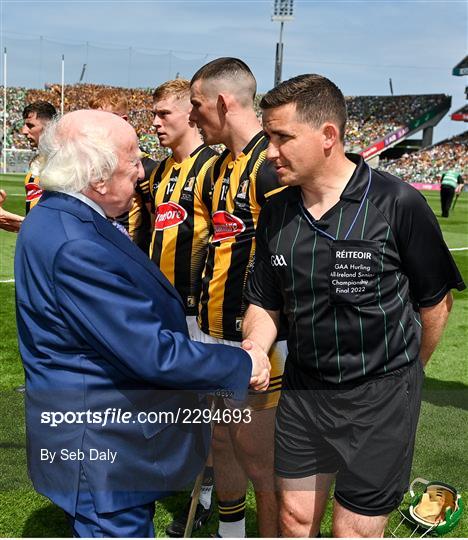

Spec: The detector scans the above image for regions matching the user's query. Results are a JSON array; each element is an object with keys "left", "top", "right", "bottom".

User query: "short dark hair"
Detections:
[
  {"left": 260, "top": 74, "right": 347, "bottom": 142},
  {"left": 190, "top": 57, "right": 257, "bottom": 100},
  {"left": 22, "top": 101, "right": 57, "bottom": 121}
]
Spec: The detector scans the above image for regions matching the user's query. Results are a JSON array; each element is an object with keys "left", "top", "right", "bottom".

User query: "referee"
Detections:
[{"left": 243, "top": 74, "right": 465, "bottom": 537}]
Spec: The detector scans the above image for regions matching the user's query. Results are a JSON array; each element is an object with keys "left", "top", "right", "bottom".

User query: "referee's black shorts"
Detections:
[{"left": 275, "top": 360, "right": 424, "bottom": 516}]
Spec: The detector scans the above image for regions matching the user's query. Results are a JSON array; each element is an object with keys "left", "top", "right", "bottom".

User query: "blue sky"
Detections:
[{"left": 1, "top": 0, "right": 466, "bottom": 143}]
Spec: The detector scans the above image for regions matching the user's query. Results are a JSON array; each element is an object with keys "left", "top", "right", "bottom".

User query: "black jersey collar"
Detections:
[
  {"left": 340, "top": 153, "right": 370, "bottom": 202},
  {"left": 241, "top": 131, "right": 265, "bottom": 156},
  {"left": 190, "top": 143, "right": 207, "bottom": 158}
]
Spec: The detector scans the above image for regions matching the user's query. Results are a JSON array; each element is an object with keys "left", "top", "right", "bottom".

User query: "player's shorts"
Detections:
[
  {"left": 191, "top": 326, "right": 286, "bottom": 411},
  {"left": 275, "top": 359, "right": 424, "bottom": 516}
]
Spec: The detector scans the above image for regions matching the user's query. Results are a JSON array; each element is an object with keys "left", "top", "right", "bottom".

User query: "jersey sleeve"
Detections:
[
  {"left": 245, "top": 202, "right": 283, "bottom": 311},
  {"left": 138, "top": 155, "right": 158, "bottom": 204},
  {"left": 254, "top": 156, "right": 282, "bottom": 207},
  {"left": 394, "top": 186, "right": 465, "bottom": 307},
  {"left": 196, "top": 154, "right": 217, "bottom": 214},
  {"left": 148, "top": 161, "right": 163, "bottom": 212}
]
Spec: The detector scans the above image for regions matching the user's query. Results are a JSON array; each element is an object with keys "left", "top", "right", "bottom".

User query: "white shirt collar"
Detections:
[{"left": 62, "top": 191, "right": 106, "bottom": 219}]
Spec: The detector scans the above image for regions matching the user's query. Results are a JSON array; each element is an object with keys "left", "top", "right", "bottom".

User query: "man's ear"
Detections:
[
  {"left": 322, "top": 123, "right": 339, "bottom": 150},
  {"left": 217, "top": 93, "right": 229, "bottom": 115},
  {"left": 89, "top": 179, "right": 108, "bottom": 196}
]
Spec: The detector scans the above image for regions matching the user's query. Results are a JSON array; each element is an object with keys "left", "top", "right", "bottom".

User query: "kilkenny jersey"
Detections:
[
  {"left": 198, "top": 131, "right": 282, "bottom": 341},
  {"left": 114, "top": 153, "right": 157, "bottom": 254},
  {"left": 24, "top": 159, "right": 42, "bottom": 214},
  {"left": 149, "top": 145, "right": 218, "bottom": 316}
]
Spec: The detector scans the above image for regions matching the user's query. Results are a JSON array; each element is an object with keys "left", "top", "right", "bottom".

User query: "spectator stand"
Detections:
[
  {"left": 379, "top": 131, "right": 467, "bottom": 184},
  {"left": 353, "top": 95, "right": 452, "bottom": 166}
]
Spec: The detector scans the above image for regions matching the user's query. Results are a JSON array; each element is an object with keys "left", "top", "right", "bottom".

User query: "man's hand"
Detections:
[
  {"left": 242, "top": 338, "right": 271, "bottom": 391},
  {"left": 0, "top": 190, "right": 24, "bottom": 233}
]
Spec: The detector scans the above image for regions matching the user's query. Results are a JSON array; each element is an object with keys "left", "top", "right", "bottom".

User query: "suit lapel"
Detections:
[
  {"left": 40, "top": 192, "right": 185, "bottom": 309},
  {"left": 93, "top": 213, "right": 185, "bottom": 309}
]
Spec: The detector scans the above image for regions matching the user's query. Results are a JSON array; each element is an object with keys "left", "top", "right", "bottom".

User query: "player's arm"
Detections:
[
  {"left": 243, "top": 201, "right": 282, "bottom": 353},
  {"left": 0, "top": 190, "right": 24, "bottom": 232},
  {"left": 242, "top": 304, "right": 279, "bottom": 354},
  {"left": 419, "top": 292, "right": 453, "bottom": 366}
]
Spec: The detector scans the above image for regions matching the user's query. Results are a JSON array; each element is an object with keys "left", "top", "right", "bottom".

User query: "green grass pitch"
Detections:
[{"left": 0, "top": 173, "right": 466, "bottom": 537}]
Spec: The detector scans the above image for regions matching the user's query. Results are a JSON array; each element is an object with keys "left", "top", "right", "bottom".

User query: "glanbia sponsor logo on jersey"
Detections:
[
  {"left": 25, "top": 181, "right": 43, "bottom": 202},
  {"left": 212, "top": 211, "right": 246, "bottom": 242},
  {"left": 154, "top": 201, "right": 188, "bottom": 230}
]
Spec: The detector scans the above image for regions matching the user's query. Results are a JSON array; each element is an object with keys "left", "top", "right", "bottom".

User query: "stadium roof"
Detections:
[
  {"left": 452, "top": 55, "right": 468, "bottom": 76},
  {"left": 451, "top": 104, "right": 468, "bottom": 122}
]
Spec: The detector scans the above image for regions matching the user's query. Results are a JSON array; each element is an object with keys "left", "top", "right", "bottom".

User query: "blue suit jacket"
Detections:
[{"left": 14, "top": 192, "right": 251, "bottom": 516}]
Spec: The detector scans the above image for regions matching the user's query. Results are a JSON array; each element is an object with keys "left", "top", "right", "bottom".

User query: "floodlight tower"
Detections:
[{"left": 272, "top": 0, "right": 294, "bottom": 87}]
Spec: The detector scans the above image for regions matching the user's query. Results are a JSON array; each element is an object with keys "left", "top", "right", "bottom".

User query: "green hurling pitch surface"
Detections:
[{"left": 0, "top": 173, "right": 466, "bottom": 537}]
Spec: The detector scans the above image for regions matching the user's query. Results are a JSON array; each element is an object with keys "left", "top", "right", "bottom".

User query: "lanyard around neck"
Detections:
[{"left": 299, "top": 165, "right": 372, "bottom": 241}]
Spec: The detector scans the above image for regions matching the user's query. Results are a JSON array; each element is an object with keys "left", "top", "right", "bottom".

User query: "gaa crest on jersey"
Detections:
[
  {"left": 236, "top": 178, "right": 250, "bottom": 200},
  {"left": 25, "top": 180, "right": 43, "bottom": 202},
  {"left": 184, "top": 176, "right": 196, "bottom": 192},
  {"left": 154, "top": 201, "right": 188, "bottom": 230},
  {"left": 212, "top": 211, "right": 246, "bottom": 242},
  {"left": 271, "top": 254, "right": 288, "bottom": 267}
]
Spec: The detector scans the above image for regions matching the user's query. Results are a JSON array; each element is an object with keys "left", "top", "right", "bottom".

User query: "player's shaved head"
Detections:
[
  {"left": 191, "top": 57, "right": 257, "bottom": 107},
  {"left": 39, "top": 110, "right": 136, "bottom": 193}
]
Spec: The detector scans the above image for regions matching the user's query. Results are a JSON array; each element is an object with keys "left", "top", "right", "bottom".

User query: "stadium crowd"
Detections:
[
  {"left": 380, "top": 131, "right": 468, "bottom": 183},
  {"left": 345, "top": 94, "right": 448, "bottom": 150},
  {"left": 1, "top": 85, "right": 450, "bottom": 160}
]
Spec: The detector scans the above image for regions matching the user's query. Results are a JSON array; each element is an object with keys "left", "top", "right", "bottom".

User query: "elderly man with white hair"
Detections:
[{"left": 14, "top": 110, "right": 270, "bottom": 538}]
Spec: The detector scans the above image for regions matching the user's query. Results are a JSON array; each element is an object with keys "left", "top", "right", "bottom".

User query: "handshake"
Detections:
[{"left": 241, "top": 339, "right": 271, "bottom": 391}]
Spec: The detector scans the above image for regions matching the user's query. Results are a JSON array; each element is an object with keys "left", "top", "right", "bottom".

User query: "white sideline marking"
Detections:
[
  {"left": 449, "top": 247, "right": 468, "bottom": 251},
  {"left": 0, "top": 279, "right": 15, "bottom": 283}
]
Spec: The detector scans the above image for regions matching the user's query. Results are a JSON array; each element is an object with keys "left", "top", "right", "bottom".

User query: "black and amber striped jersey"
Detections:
[
  {"left": 149, "top": 144, "right": 218, "bottom": 316},
  {"left": 114, "top": 153, "right": 157, "bottom": 254},
  {"left": 198, "top": 131, "right": 283, "bottom": 341},
  {"left": 24, "top": 160, "right": 42, "bottom": 214}
]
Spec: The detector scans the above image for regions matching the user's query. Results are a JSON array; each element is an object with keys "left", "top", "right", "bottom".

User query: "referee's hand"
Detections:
[{"left": 242, "top": 339, "right": 271, "bottom": 391}]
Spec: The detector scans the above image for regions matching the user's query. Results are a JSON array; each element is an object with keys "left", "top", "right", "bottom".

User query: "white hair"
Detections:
[{"left": 38, "top": 115, "right": 119, "bottom": 193}]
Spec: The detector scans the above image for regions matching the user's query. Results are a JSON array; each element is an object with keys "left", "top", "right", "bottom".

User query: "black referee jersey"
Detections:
[{"left": 246, "top": 154, "right": 465, "bottom": 384}]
